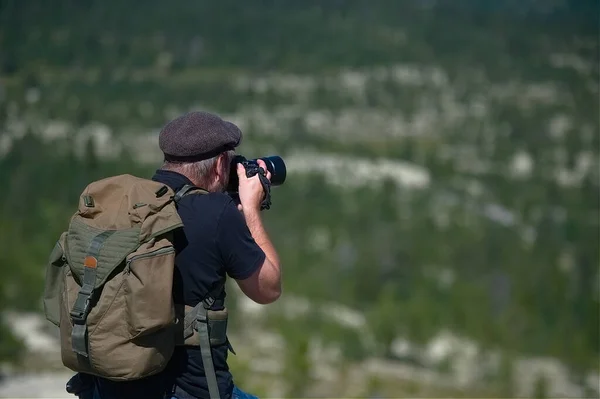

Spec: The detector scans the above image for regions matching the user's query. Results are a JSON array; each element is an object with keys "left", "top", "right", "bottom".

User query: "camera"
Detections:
[
  {"left": 227, "top": 155, "right": 287, "bottom": 193},
  {"left": 227, "top": 155, "right": 287, "bottom": 194}
]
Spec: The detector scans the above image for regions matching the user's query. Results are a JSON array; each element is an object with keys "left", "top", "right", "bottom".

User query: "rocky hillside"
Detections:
[{"left": 0, "top": 1, "right": 598, "bottom": 397}]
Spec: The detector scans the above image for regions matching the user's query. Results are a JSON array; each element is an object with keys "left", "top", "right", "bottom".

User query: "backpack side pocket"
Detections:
[
  {"left": 123, "top": 237, "right": 176, "bottom": 338},
  {"left": 43, "top": 232, "right": 68, "bottom": 327}
]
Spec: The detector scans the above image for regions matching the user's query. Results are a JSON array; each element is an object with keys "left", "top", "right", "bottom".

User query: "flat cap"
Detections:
[{"left": 159, "top": 111, "right": 242, "bottom": 162}]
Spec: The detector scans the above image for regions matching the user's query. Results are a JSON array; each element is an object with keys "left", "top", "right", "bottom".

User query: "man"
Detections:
[{"left": 91, "top": 111, "right": 282, "bottom": 399}]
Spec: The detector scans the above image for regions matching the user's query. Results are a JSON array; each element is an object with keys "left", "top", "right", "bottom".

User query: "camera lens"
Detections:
[{"left": 258, "top": 156, "right": 287, "bottom": 186}]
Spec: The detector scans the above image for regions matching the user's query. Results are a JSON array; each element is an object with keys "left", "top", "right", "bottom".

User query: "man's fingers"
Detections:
[
  {"left": 236, "top": 163, "right": 246, "bottom": 179},
  {"left": 256, "top": 160, "right": 272, "bottom": 181},
  {"left": 261, "top": 168, "right": 271, "bottom": 181}
]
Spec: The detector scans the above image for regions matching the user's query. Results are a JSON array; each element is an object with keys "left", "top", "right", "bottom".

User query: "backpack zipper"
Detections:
[{"left": 125, "top": 246, "right": 175, "bottom": 274}]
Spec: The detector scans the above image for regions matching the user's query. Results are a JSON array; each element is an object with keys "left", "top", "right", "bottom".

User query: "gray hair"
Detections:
[{"left": 162, "top": 150, "right": 236, "bottom": 188}]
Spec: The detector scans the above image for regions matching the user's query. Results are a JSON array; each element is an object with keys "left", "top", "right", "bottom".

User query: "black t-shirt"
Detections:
[{"left": 95, "top": 169, "right": 265, "bottom": 399}]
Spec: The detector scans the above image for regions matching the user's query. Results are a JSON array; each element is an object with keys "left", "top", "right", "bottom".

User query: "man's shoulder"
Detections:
[
  {"left": 180, "top": 191, "right": 237, "bottom": 220},
  {"left": 186, "top": 191, "right": 234, "bottom": 207}
]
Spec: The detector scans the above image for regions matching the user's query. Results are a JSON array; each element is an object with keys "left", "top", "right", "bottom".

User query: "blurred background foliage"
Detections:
[{"left": 0, "top": 0, "right": 598, "bottom": 397}]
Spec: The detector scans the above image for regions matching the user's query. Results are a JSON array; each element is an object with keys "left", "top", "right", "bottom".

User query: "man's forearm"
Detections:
[{"left": 244, "top": 210, "right": 280, "bottom": 268}]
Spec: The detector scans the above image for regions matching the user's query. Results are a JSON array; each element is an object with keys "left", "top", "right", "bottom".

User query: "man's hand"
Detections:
[{"left": 236, "top": 159, "right": 272, "bottom": 214}]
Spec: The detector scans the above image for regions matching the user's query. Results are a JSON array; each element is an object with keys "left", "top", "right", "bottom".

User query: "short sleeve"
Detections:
[{"left": 217, "top": 201, "right": 266, "bottom": 280}]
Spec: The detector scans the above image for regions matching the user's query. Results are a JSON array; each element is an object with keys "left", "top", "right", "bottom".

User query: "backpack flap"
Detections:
[
  {"left": 65, "top": 219, "right": 140, "bottom": 290},
  {"left": 75, "top": 174, "right": 182, "bottom": 234}
]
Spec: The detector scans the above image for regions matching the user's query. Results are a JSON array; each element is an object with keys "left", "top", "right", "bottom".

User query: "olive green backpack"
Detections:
[{"left": 43, "top": 174, "right": 228, "bottom": 399}]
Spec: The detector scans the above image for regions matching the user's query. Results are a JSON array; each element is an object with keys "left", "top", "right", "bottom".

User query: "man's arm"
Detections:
[
  {"left": 232, "top": 160, "right": 282, "bottom": 305},
  {"left": 235, "top": 209, "right": 281, "bottom": 304}
]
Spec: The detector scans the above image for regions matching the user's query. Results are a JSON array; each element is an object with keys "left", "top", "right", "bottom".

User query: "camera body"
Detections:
[{"left": 227, "top": 155, "right": 287, "bottom": 193}]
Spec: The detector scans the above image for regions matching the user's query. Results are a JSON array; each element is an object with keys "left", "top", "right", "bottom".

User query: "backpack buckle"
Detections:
[
  {"left": 203, "top": 297, "right": 215, "bottom": 309},
  {"left": 70, "top": 284, "right": 93, "bottom": 323},
  {"left": 70, "top": 299, "right": 91, "bottom": 324}
]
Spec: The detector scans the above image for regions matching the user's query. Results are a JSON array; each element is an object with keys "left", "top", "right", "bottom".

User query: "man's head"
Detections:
[{"left": 158, "top": 111, "right": 243, "bottom": 192}]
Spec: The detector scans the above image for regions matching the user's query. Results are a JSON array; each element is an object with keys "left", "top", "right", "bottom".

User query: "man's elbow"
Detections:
[
  {"left": 255, "top": 285, "right": 282, "bottom": 305},
  {"left": 269, "top": 285, "right": 283, "bottom": 303}
]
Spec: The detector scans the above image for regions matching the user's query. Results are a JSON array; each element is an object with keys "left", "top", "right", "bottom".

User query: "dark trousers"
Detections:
[
  {"left": 168, "top": 384, "right": 259, "bottom": 399},
  {"left": 66, "top": 373, "right": 259, "bottom": 399}
]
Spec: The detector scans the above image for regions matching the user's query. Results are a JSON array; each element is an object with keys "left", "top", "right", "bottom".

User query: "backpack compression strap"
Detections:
[{"left": 70, "top": 230, "right": 116, "bottom": 358}]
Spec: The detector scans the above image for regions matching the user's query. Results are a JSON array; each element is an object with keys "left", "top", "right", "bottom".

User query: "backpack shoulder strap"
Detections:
[
  {"left": 173, "top": 184, "right": 208, "bottom": 203},
  {"left": 188, "top": 301, "right": 220, "bottom": 399},
  {"left": 182, "top": 282, "right": 225, "bottom": 399}
]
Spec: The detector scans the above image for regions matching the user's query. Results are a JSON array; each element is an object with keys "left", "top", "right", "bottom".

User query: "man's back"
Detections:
[{"left": 153, "top": 169, "right": 266, "bottom": 398}]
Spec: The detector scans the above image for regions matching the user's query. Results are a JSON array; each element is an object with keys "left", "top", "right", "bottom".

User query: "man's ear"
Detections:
[{"left": 215, "top": 153, "right": 227, "bottom": 179}]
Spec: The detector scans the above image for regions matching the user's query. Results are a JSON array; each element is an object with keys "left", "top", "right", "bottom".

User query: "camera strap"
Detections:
[
  {"left": 257, "top": 171, "right": 272, "bottom": 210},
  {"left": 246, "top": 166, "right": 272, "bottom": 210}
]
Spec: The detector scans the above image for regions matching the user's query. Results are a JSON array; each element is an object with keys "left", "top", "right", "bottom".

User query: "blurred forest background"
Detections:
[{"left": 0, "top": 0, "right": 598, "bottom": 398}]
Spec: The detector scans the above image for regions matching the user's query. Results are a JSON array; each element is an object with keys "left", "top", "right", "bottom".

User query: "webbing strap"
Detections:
[
  {"left": 70, "top": 230, "right": 115, "bottom": 357},
  {"left": 196, "top": 304, "right": 220, "bottom": 399}
]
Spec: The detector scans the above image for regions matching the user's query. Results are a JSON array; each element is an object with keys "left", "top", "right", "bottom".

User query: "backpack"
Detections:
[{"left": 43, "top": 174, "right": 227, "bottom": 399}]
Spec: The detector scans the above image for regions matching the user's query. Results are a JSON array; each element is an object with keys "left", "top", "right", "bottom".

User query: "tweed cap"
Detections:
[{"left": 158, "top": 111, "right": 242, "bottom": 162}]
